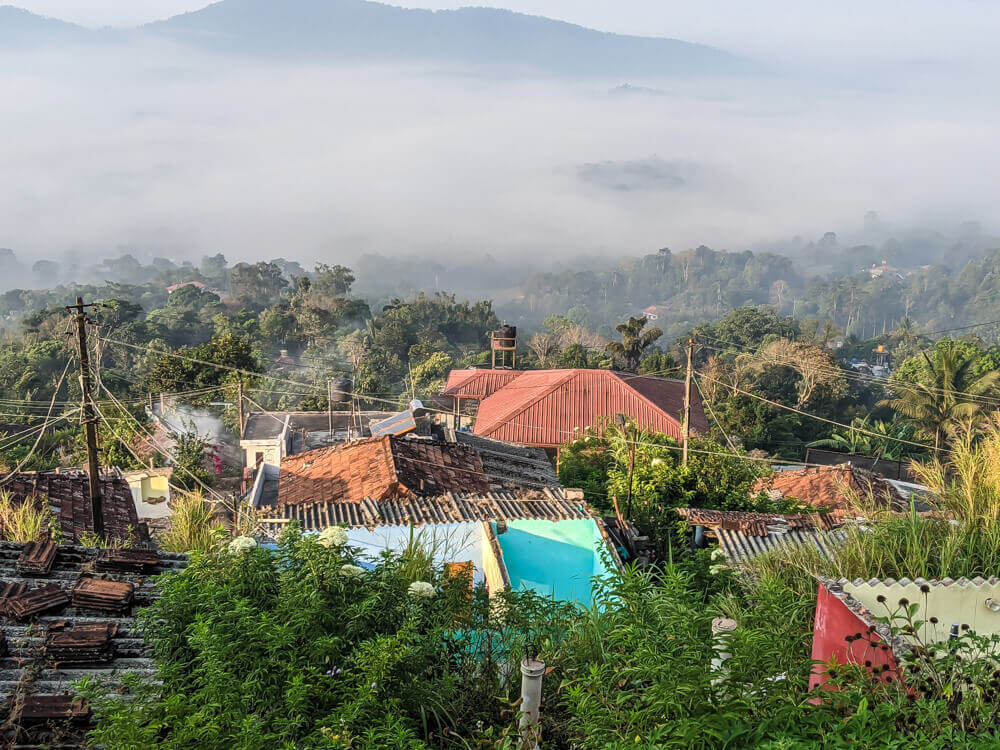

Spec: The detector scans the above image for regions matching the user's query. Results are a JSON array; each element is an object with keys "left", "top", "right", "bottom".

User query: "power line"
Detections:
[
  {"left": 696, "top": 370, "right": 938, "bottom": 453},
  {"left": 0, "top": 361, "right": 73, "bottom": 482}
]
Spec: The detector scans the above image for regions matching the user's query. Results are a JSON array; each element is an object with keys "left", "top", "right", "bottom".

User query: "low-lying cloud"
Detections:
[{"left": 1, "top": 38, "right": 999, "bottom": 284}]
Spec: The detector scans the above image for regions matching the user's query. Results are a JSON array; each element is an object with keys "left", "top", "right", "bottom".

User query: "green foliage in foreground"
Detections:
[{"left": 81, "top": 525, "right": 1000, "bottom": 748}]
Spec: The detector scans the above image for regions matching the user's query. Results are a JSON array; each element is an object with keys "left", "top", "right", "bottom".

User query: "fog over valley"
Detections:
[{"left": 2, "top": 0, "right": 1000, "bottom": 289}]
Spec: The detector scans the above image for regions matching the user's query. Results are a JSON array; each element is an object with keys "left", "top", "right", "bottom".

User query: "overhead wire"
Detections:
[{"left": 0, "top": 361, "right": 74, "bottom": 482}]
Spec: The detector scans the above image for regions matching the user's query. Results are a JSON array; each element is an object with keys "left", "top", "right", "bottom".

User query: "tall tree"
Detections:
[
  {"left": 879, "top": 341, "right": 1000, "bottom": 450},
  {"left": 605, "top": 316, "right": 662, "bottom": 372}
]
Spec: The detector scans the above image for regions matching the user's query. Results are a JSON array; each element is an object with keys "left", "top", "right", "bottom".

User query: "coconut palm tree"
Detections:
[
  {"left": 605, "top": 316, "right": 663, "bottom": 372},
  {"left": 878, "top": 342, "right": 1000, "bottom": 451}
]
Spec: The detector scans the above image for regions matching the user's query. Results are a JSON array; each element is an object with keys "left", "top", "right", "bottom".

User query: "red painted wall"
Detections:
[{"left": 810, "top": 582, "right": 897, "bottom": 692}]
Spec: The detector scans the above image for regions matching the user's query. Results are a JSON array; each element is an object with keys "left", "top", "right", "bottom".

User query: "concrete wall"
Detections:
[
  {"left": 844, "top": 577, "right": 1000, "bottom": 644},
  {"left": 480, "top": 521, "right": 511, "bottom": 595},
  {"left": 127, "top": 474, "right": 172, "bottom": 520},
  {"left": 346, "top": 523, "right": 487, "bottom": 584}
]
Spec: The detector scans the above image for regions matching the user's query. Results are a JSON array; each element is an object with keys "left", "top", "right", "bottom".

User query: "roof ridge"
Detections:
[
  {"left": 477, "top": 369, "right": 581, "bottom": 437},
  {"left": 610, "top": 370, "right": 684, "bottom": 429}
]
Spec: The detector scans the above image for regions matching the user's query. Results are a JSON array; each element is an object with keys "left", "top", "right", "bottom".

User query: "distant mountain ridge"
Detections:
[
  {"left": 3, "top": 0, "right": 748, "bottom": 76},
  {"left": 0, "top": 5, "right": 90, "bottom": 44}
]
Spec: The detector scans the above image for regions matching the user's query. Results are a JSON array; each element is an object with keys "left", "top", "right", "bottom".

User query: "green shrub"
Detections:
[{"left": 81, "top": 525, "right": 573, "bottom": 749}]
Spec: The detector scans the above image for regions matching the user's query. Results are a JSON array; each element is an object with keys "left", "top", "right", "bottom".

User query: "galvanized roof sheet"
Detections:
[{"left": 259, "top": 488, "right": 589, "bottom": 534}]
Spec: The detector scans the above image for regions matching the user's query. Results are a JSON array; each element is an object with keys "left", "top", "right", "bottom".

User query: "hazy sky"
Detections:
[{"left": 14, "top": 0, "right": 1000, "bottom": 64}]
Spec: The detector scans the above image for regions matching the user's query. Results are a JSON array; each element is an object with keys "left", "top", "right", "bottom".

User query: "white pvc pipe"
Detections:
[{"left": 519, "top": 656, "right": 545, "bottom": 748}]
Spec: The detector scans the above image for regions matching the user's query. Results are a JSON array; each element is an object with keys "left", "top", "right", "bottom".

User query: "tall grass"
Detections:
[
  {"left": 158, "top": 490, "right": 226, "bottom": 553},
  {"left": 0, "top": 491, "right": 58, "bottom": 542},
  {"left": 745, "top": 418, "right": 1000, "bottom": 582}
]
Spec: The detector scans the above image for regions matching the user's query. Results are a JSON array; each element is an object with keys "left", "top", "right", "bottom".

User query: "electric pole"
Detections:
[
  {"left": 66, "top": 297, "right": 103, "bottom": 536},
  {"left": 237, "top": 376, "right": 245, "bottom": 439},
  {"left": 327, "top": 377, "right": 334, "bottom": 437},
  {"left": 682, "top": 337, "right": 694, "bottom": 467}
]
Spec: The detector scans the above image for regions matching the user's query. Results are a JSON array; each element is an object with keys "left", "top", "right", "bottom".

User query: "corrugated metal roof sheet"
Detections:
[
  {"left": 441, "top": 369, "right": 523, "bottom": 400},
  {"left": 716, "top": 526, "right": 848, "bottom": 564},
  {"left": 472, "top": 369, "right": 707, "bottom": 447},
  {"left": 259, "top": 488, "right": 589, "bottom": 534}
]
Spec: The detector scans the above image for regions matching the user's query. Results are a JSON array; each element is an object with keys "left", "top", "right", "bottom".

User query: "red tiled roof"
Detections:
[
  {"left": 471, "top": 369, "right": 708, "bottom": 447},
  {"left": 441, "top": 369, "right": 523, "bottom": 400},
  {"left": 752, "top": 465, "right": 905, "bottom": 513},
  {"left": 1, "top": 471, "right": 140, "bottom": 545},
  {"left": 277, "top": 436, "right": 491, "bottom": 506}
]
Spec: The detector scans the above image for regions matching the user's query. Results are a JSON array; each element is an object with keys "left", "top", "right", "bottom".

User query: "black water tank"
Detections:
[{"left": 330, "top": 378, "right": 353, "bottom": 403}]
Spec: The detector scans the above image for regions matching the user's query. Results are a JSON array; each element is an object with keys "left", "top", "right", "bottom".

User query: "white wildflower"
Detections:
[
  {"left": 651, "top": 458, "right": 664, "bottom": 467},
  {"left": 709, "top": 563, "right": 728, "bottom": 576},
  {"left": 710, "top": 548, "right": 726, "bottom": 561},
  {"left": 228, "top": 536, "right": 257, "bottom": 555},
  {"left": 318, "top": 526, "right": 348, "bottom": 548},
  {"left": 408, "top": 581, "right": 435, "bottom": 599},
  {"left": 340, "top": 564, "right": 365, "bottom": 579}
]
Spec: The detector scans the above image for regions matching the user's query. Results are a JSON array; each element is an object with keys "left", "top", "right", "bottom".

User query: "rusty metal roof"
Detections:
[
  {"left": 277, "top": 436, "right": 491, "bottom": 507},
  {"left": 0, "top": 470, "right": 140, "bottom": 545},
  {"left": 448, "top": 431, "right": 560, "bottom": 490},
  {"left": 0, "top": 542, "right": 187, "bottom": 748},
  {"left": 676, "top": 507, "right": 847, "bottom": 564},
  {"left": 259, "top": 488, "right": 590, "bottom": 534},
  {"left": 472, "top": 369, "right": 708, "bottom": 447}
]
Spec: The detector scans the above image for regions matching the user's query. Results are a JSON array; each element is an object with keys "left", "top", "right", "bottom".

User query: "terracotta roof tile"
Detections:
[
  {"left": 0, "top": 470, "right": 140, "bottom": 545},
  {"left": 277, "top": 436, "right": 490, "bottom": 507},
  {"left": 751, "top": 464, "right": 905, "bottom": 513}
]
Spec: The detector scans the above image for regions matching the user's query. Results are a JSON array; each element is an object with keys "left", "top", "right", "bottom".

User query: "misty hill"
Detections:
[
  {"left": 0, "top": 6, "right": 90, "bottom": 45},
  {"left": 144, "top": 0, "right": 744, "bottom": 75}
]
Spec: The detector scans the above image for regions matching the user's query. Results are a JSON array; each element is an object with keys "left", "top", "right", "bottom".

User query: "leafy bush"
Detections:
[{"left": 82, "top": 525, "right": 572, "bottom": 749}]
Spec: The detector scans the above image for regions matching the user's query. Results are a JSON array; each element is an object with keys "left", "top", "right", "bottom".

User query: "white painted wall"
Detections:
[{"left": 346, "top": 523, "right": 487, "bottom": 584}]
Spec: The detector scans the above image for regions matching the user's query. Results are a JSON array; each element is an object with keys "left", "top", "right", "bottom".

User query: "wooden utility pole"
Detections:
[
  {"left": 682, "top": 337, "right": 694, "bottom": 467},
  {"left": 327, "top": 378, "right": 334, "bottom": 437},
  {"left": 66, "top": 297, "right": 103, "bottom": 536},
  {"left": 237, "top": 376, "right": 245, "bottom": 438}
]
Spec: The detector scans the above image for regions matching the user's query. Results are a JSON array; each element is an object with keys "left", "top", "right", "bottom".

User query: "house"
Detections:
[
  {"left": 809, "top": 575, "right": 1000, "bottom": 692},
  {"left": 0, "top": 541, "right": 186, "bottom": 746},
  {"left": 165, "top": 280, "right": 207, "bottom": 293},
  {"left": 0, "top": 470, "right": 141, "bottom": 545},
  {"left": 121, "top": 467, "right": 173, "bottom": 523},
  {"left": 469, "top": 369, "right": 709, "bottom": 456},
  {"left": 751, "top": 464, "right": 906, "bottom": 514},
  {"left": 256, "top": 434, "right": 619, "bottom": 605},
  {"left": 239, "top": 409, "right": 399, "bottom": 474},
  {"left": 642, "top": 304, "right": 669, "bottom": 321}
]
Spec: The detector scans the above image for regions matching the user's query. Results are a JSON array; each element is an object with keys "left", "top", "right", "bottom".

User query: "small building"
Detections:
[
  {"left": 121, "top": 467, "right": 173, "bottom": 523},
  {"left": 165, "top": 280, "right": 207, "bottom": 293},
  {"left": 469, "top": 369, "right": 708, "bottom": 456},
  {"left": 676, "top": 507, "right": 846, "bottom": 564},
  {"left": 239, "top": 410, "right": 399, "bottom": 474},
  {"left": 257, "top": 434, "right": 618, "bottom": 605}
]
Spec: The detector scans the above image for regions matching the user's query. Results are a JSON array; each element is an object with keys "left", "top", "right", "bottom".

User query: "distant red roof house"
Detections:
[
  {"left": 277, "top": 436, "right": 490, "bottom": 506},
  {"left": 752, "top": 465, "right": 904, "bottom": 513},
  {"left": 165, "top": 280, "right": 207, "bottom": 293},
  {"left": 472, "top": 369, "right": 708, "bottom": 450}
]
